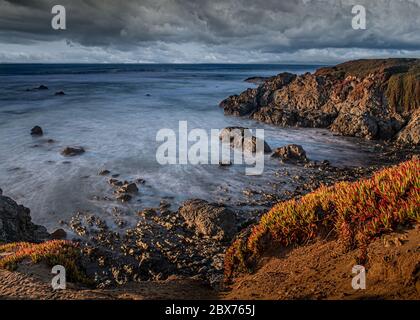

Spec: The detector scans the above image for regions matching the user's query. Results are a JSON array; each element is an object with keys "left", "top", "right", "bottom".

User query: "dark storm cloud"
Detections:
[{"left": 0, "top": 0, "right": 420, "bottom": 62}]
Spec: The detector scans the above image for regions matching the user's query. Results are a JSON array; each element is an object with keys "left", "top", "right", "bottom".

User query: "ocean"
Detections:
[{"left": 0, "top": 64, "right": 376, "bottom": 230}]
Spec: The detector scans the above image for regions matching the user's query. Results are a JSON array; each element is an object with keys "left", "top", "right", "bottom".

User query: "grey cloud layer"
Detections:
[{"left": 1, "top": 0, "right": 420, "bottom": 62}]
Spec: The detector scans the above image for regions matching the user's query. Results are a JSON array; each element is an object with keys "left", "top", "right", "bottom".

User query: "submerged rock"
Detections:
[
  {"left": 61, "top": 146, "right": 85, "bottom": 157},
  {"left": 118, "top": 183, "right": 138, "bottom": 194},
  {"left": 98, "top": 169, "right": 111, "bottom": 176},
  {"left": 30, "top": 126, "right": 43, "bottom": 136},
  {"left": 0, "top": 194, "right": 49, "bottom": 242},
  {"left": 244, "top": 76, "right": 271, "bottom": 84},
  {"left": 55, "top": 91, "right": 66, "bottom": 96},
  {"left": 179, "top": 199, "right": 236, "bottom": 241}
]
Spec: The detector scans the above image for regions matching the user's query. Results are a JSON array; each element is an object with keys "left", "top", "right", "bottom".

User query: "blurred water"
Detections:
[{"left": 0, "top": 64, "right": 376, "bottom": 230}]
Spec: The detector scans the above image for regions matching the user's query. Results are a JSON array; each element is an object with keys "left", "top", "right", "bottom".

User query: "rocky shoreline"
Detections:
[
  {"left": 0, "top": 58, "right": 419, "bottom": 297},
  {"left": 1, "top": 141, "right": 417, "bottom": 291}
]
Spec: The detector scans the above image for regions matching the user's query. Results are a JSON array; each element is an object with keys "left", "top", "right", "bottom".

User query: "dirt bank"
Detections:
[{"left": 224, "top": 226, "right": 420, "bottom": 300}]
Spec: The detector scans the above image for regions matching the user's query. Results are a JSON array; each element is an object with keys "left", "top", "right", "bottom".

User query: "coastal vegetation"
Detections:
[
  {"left": 0, "top": 240, "right": 92, "bottom": 285},
  {"left": 224, "top": 158, "right": 420, "bottom": 279}
]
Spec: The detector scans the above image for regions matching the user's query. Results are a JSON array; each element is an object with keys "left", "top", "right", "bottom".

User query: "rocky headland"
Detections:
[{"left": 220, "top": 58, "right": 420, "bottom": 144}]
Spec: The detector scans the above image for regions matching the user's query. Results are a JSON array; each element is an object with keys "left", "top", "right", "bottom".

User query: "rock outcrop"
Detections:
[
  {"left": 219, "top": 127, "right": 272, "bottom": 153},
  {"left": 220, "top": 59, "right": 420, "bottom": 143},
  {"left": 179, "top": 199, "right": 236, "bottom": 241},
  {"left": 272, "top": 144, "right": 308, "bottom": 162},
  {"left": 0, "top": 194, "right": 49, "bottom": 243},
  {"left": 397, "top": 109, "right": 420, "bottom": 145}
]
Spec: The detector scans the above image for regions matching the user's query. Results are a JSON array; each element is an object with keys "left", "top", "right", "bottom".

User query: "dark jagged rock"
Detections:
[
  {"left": 30, "top": 126, "right": 43, "bottom": 136},
  {"left": 55, "top": 91, "right": 66, "bottom": 96},
  {"left": 50, "top": 228, "right": 67, "bottom": 240},
  {"left": 178, "top": 199, "right": 236, "bottom": 241},
  {"left": 272, "top": 144, "right": 308, "bottom": 162},
  {"left": 118, "top": 183, "right": 138, "bottom": 194},
  {"left": 61, "top": 146, "right": 85, "bottom": 157},
  {"left": 0, "top": 194, "right": 49, "bottom": 242},
  {"left": 220, "top": 59, "right": 420, "bottom": 144}
]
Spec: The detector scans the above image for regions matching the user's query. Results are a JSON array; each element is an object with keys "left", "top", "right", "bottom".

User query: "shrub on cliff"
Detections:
[{"left": 224, "top": 159, "right": 420, "bottom": 279}]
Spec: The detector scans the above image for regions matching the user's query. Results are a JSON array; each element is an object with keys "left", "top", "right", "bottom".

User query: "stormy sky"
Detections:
[{"left": 1, "top": 0, "right": 420, "bottom": 63}]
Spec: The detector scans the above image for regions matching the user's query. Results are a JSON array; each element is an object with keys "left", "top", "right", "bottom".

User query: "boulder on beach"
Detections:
[
  {"left": 272, "top": 144, "right": 308, "bottom": 162},
  {"left": 179, "top": 199, "right": 236, "bottom": 241},
  {"left": 30, "top": 126, "right": 43, "bottom": 136},
  {"left": 0, "top": 194, "right": 49, "bottom": 242},
  {"left": 219, "top": 127, "right": 272, "bottom": 153},
  {"left": 61, "top": 146, "right": 85, "bottom": 157}
]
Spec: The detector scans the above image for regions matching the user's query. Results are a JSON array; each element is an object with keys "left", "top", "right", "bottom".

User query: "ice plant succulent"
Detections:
[
  {"left": 0, "top": 240, "right": 92, "bottom": 285},
  {"left": 224, "top": 159, "right": 420, "bottom": 279}
]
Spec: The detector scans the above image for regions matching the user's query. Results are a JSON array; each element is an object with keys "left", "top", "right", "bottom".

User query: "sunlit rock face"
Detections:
[{"left": 220, "top": 58, "right": 420, "bottom": 143}]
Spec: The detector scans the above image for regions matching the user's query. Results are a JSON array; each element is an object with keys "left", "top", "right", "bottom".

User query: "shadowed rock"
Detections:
[
  {"left": 30, "top": 126, "right": 43, "bottom": 136},
  {"left": 50, "top": 228, "right": 67, "bottom": 240},
  {"left": 0, "top": 194, "right": 49, "bottom": 242}
]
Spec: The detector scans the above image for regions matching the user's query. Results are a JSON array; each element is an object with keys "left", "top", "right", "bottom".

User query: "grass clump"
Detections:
[
  {"left": 0, "top": 240, "right": 93, "bottom": 285},
  {"left": 225, "top": 159, "right": 420, "bottom": 279},
  {"left": 386, "top": 65, "right": 420, "bottom": 113}
]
